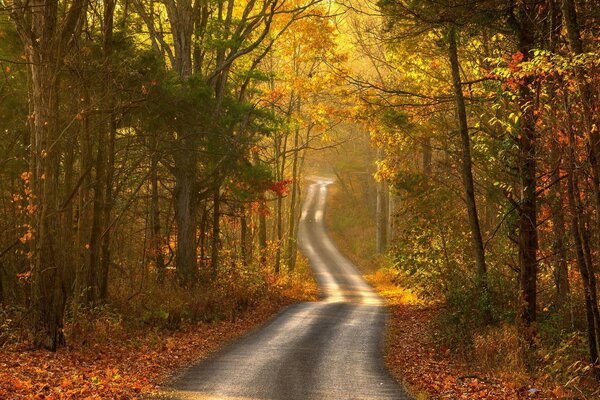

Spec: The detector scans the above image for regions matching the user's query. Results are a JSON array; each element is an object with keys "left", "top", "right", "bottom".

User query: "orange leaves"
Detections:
[
  {"left": 0, "top": 302, "right": 288, "bottom": 399},
  {"left": 384, "top": 303, "right": 563, "bottom": 400},
  {"left": 19, "top": 227, "right": 34, "bottom": 244}
]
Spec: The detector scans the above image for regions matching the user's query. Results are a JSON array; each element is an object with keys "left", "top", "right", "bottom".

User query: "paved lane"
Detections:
[{"left": 159, "top": 179, "right": 411, "bottom": 400}]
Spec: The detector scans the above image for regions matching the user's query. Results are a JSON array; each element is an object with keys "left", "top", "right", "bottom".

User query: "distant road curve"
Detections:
[{"left": 158, "top": 178, "right": 411, "bottom": 400}]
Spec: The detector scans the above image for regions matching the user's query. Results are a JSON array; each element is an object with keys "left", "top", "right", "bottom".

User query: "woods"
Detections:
[
  {"left": 0, "top": 0, "right": 334, "bottom": 353},
  {"left": 1, "top": 0, "right": 600, "bottom": 397},
  {"left": 356, "top": 0, "right": 600, "bottom": 391}
]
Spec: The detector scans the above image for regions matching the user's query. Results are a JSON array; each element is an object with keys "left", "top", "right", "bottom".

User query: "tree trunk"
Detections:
[
  {"left": 165, "top": 0, "right": 199, "bottom": 285},
  {"left": 561, "top": 0, "right": 600, "bottom": 245},
  {"left": 376, "top": 176, "right": 388, "bottom": 254},
  {"left": 448, "top": 26, "right": 491, "bottom": 321},
  {"left": 11, "top": 0, "right": 87, "bottom": 350},
  {"left": 515, "top": 5, "right": 539, "bottom": 363},
  {"left": 286, "top": 125, "right": 301, "bottom": 272},
  {"left": 150, "top": 130, "right": 165, "bottom": 283},
  {"left": 174, "top": 160, "right": 198, "bottom": 285},
  {"left": 564, "top": 93, "right": 600, "bottom": 377},
  {"left": 211, "top": 186, "right": 221, "bottom": 279},
  {"left": 258, "top": 197, "right": 268, "bottom": 265},
  {"left": 96, "top": 0, "right": 117, "bottom": 302},
  {"left": 548, "top": 140, "right": 569, "bottom": 307},
  {"left": 240, "top": 208, "right": 250, "bottom": 266}
]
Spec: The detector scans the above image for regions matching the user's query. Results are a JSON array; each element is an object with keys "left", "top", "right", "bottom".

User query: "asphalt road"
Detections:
[{"left": 159, "top": 179, "right": 411, "bottom": 400}]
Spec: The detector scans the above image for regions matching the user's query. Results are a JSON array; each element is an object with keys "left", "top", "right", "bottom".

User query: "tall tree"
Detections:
[{"left": 8, "top": 0, "right": 88, "bottom": 350}]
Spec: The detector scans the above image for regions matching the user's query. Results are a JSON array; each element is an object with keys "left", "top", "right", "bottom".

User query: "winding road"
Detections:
[{"left": 160, "top": 179, "right": 410, "bottom": 400}]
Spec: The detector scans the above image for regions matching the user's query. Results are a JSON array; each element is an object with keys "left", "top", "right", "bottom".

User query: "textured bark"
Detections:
[
  {"left": 240, "top": 210, "right": 250, "bottom": 266},
  {"left": 258, "top": 198, "right": 268, "bottom": 265},
  {"left": 165, "top": 0, "right": 194, "bottom": 77},
  {"left": 98, "top": 0, "right": 116, "bottom": 301},
  {"left": 161, "top": 0, "right": 200, "bottom": 285}
]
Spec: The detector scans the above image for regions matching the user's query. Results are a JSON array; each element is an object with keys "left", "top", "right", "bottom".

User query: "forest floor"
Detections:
[
  {"left": 367, "top": 273, "right": 577, "bottom": 400},
  {"left": 0, "top": 281, "right": 317, "bottom": 399},
  {"left": 324, "top": 184, "right": 585, "bottom": 400}
]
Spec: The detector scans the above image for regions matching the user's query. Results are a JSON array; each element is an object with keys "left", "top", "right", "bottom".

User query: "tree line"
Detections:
[
  {"left": 0, "top": 0, "right": 339, "bottom": 350},
  {"left": 345, "top": 0, "right": 600, "bottom": 381}
]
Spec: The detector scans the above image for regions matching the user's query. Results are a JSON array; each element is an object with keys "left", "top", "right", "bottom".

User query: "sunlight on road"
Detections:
[
  {"left": 160, "top": 177, "right": 409, "bottom": 400},
  {"left": 298, "top": 179, "right": 383, "bottom": 307}
]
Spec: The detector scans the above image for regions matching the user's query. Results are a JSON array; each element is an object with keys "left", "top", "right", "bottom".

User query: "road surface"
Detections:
[{"left": 159, "top": 179, "right": 411, "bottom": 400}]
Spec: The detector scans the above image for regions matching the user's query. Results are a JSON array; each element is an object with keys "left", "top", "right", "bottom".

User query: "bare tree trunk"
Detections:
[
  {"left": 376, "top": 177, "right": 388, "bottom": 254},
  {"left": 211, "top": 186, "right": 221, "bottom": 279},
  {"left": 286, "top": 125, "right": 301, "bottom": 272},
  {"left": 174, "top": 160, "right": 198, "bottom": 285},
  {"left": 274, "top": 130, "right": 287, "bottom": 274},
  {"left": 10, "top": 0, "right": 88, "bottom": 350},
  {"left": 258, "top": 197, "right": 267, "bottom": 265},
  {"left": 77, "top": 85, "right": 94, "bottom": 304},
  {"left": 548, "top": 140, "right": 569, "bottom": 307},
  {"left": 199, "top": 201, "right": 208, "bottom": 271},
  {"left": 99, "top": 114, "right": 115, "bottom": 300},
  {"left": 561, "top": 0, "right": 600, "bottom": 245},
  {"left": 376, "top": 147, "right": 389, "bottom": 254},
  {"left": 564, "top": 94, "right": 600, "bottom": 377},
  {"left": 387, "top": 188, "right": 395, "bottom": 243},
  {"left": 448, "top": 26, "right": 491, "bottom": 321},
  {"left": 165, "top": 0, "right": 194, "bottom": 78},
  {"left": 97, "top": 0, "right": 116, "bottom": 301},
  {"left": 515, "top": 6, "right": 539, "bottom": 362},
  {"left": 240, "top": 207, "right": 250, "bottom": 266},
  {"left": 150, "top": 131, "right": 165, "bottom": 283}
]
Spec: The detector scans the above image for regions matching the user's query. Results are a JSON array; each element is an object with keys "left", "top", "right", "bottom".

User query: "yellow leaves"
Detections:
[{"left": 491, "top": 33, "right": 505, "bottom": 42}]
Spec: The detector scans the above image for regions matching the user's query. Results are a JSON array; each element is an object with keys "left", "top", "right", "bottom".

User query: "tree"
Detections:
[{"left": 8, "top": 0, "right": 88, "bottom": 350}]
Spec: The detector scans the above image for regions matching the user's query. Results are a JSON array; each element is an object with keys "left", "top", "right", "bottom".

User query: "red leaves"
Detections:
[{"left": 268, "top": 179, "right": 292, "bottom": 196}]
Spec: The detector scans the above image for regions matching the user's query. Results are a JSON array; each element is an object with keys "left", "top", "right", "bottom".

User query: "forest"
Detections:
[{"left": 0, "top": 0, "right": 599, "bottom": 398}]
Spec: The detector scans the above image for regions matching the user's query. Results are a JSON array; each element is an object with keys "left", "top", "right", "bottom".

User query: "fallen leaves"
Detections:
[
  {"left": 384, "top": 303, "right": 579, "bottom": 399},
  {"left": 0, "top": 300, "right": 289, "bottom": 399}
]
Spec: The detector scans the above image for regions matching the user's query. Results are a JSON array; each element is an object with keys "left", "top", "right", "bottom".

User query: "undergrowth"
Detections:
[
  {"left": 1, "top": 253, "right": 317, "bottom": 350},
  {"left": 325, "top": 180, "right": 596, "bottom": 398}
]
